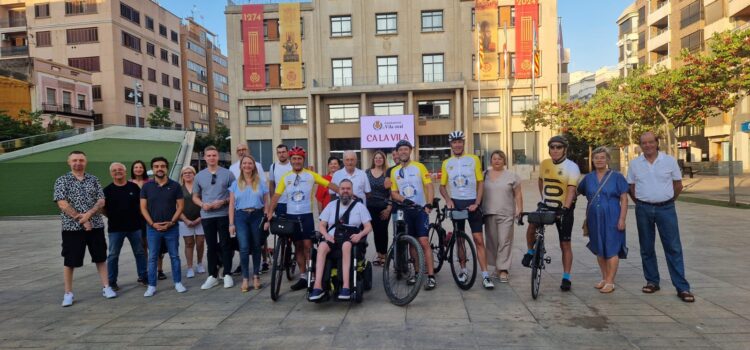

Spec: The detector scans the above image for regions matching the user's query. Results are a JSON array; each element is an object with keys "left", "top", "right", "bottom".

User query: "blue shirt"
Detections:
[
  {"left": 141, "top": 179, "right": 183, "bottom": 223},
  {"left": 230, "top": 180, "right": 269, "bottom": 210}
]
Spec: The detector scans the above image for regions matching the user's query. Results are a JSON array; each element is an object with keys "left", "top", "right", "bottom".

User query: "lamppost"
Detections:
[{"left": 127, "top": 80, "right": 143, "bottom": 127}]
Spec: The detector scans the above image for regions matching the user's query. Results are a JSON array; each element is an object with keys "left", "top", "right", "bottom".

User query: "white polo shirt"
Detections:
[
  {"left": 329, "top": 167, "right": 371, "bottom": 206},
  {"left": 230, "top": 161, "right": 267, "bottom": 185},
  {"left": 626, "top": 152, "right": 682, "bottom": 203},
  {"left": 319, "top": 199, "right": 372, "bottom": 229}
]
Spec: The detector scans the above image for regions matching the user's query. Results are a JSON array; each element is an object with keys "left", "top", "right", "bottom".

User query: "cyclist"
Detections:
[
  {"left": 438, "top": 131, "right": 493, "bottom": 289},
  {"left": 389, "top": 140, "right": 437, "bottom": 290},
  {"left": 267, "top": 146, "right": 339, "bottom": 291},
  {"left": 309, "top": 179, "right": 372, "bottom": 301},
  {"left": 522, "top": 135, "right": 581, "bottom": 291}
]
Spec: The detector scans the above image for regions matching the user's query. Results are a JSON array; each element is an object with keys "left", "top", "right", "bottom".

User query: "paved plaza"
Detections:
[{"left": 0, "top": 180, "right": 749, "bottom": 349}]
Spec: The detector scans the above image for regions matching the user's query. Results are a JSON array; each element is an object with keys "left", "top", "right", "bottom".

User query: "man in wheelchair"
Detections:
[{"left": 309, "top": 179, "right": 372, "bottom": 301}]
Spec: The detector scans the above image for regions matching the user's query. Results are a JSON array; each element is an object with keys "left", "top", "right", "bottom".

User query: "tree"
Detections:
[
  {"left": 147, "top": 107, "right": 174, "bottom": 128},
  {"left": 193, "top": 122, "right": 230, "bottom": 153},
  {"left": 47, "top": 117, "right": 74, "bottom": 133},
  {"left": 0, "top": 110, "right": 45, "bottom": 141}
]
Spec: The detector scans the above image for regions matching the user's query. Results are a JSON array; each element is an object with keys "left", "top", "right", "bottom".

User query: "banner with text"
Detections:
[
  {"left": 360, "top": 115, "right": 415, "bottom": 149},
  {"left": 279, "top": 3, "right": 302, "bottom": 89},
  {"left": 475, "top": 0, "right": 498, "bottom": 80},
  {"left": 515, "top": 0, "right": 539, "bottom": 79},
  {"left": 242, "top": 5, "right": 265, "bottom": 91}
]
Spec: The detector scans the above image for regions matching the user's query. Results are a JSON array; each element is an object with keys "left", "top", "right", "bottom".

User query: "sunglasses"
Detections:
[
  {"left": 211, "top": 173, "right": 217, "bottom": 185},
  {"left": 549, "top": 145, "right": 565, "bottom": 150},
  {"left": 293, "top": 174, "right": 301, "bottom": 187}
]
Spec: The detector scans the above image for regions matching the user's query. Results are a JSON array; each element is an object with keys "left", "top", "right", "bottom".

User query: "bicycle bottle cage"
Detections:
[
  {"left": 270, "top": 217, "right": 300, "bottom": 236},
  {"left": 527, "top": 211, "right": 557, "bottom": 225},
  {"left": 449, "top": 209, "right": 469, "bottom": 221}
]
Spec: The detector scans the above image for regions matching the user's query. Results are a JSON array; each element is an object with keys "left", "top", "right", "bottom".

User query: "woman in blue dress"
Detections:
[{"left": 578, "top": 147, "right": 629, "bottom": 294}]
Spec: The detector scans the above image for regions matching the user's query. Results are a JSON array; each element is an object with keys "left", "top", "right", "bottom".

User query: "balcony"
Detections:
[
  {"left": 311, "top": 72, "right": 465, "bottom": 94},
  {"left": 728, "top": 0, "right": 750, "bottom": 18},
  {"left": 648, "top": 29, "right": 670, "bottom": 52},
  {"left": 0, "top": 17, "right": 26, "bottom": 29},
  {"left": 648, "top": 1, "right": 671, "bottom": 26},
  {"left": 0, "top": 46, "right": 28, "bottom": 58},
  {"left": 617, "top": 32, "right": 639, "bottom": 47},
  {"left": 42, "top": 103, "right": 94, "bottom": 118},
  {"left": 652, "top": 56, "right": 672, "bottom": 70}
]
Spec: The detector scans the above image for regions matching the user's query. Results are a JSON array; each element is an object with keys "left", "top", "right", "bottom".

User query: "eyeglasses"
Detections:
[
  {"left": 211, "top": 173, "right": 217, "bottom": 185},
  {"left": 549, "top": 145, "right": 565, "bottom": 150}
]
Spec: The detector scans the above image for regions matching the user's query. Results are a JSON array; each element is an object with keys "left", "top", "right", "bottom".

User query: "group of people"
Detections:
[{"left": 53, "top": 129, "right": 694, "bottom": 307}]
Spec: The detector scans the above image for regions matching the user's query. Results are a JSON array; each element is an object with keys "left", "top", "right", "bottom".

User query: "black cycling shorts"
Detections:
[{"left": 452, "top": 199, "right": 484, "bottom": 233}]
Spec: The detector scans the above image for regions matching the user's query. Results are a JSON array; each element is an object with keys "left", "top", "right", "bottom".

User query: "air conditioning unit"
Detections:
[{"left": 1, "top": 34, "right": 8, "bottom": 41}]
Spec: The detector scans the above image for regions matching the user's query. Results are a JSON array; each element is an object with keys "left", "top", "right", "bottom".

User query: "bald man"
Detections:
[{"left": 330, "top": 151, "right": 371, "bottom": 206}]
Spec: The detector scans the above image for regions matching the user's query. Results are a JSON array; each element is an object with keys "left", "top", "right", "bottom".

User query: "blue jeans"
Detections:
[
  {"left": 635, "top": 202, "right": 690, "bottom": 293},
  {"left": 147, "top": 226, "right": 181, "bottom": 287},
  {"left": 235, "top": 210, "right": 264, "bottom": 278},
  {"left": 107, "top": 230, "right": 147, "bottom": 284}
]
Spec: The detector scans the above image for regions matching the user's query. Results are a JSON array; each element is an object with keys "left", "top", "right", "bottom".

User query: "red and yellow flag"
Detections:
[
  {"left": 242, "top": 5, "right": 265, "bottom": 91},
  {"left": 279, "top": 3, "right": 302, "bottom": 89},
  {"left": 475, "top": 0, "right": 498, "bottom": 80},
  {"left": 515, "top": 0, "right": 539, "bottom": 79}
]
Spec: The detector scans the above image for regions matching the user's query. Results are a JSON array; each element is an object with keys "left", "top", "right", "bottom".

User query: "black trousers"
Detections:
[
  {"left": 201, "top": 216, "right": 232, "bottom": 277},
  {"left": 368, "top": 206, "right": 390, "bottom": 255}
]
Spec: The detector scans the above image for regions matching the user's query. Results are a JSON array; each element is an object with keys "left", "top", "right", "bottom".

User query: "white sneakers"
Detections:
[
  {"left": 186, "top": 268, "right": 195, "bottom": 279},
  {"left": 144, "top": 286, "right": 157, "bottom": 297},
  {"left": 175, "top": 282, "right": 187, "bottom": 293},
  {"left": 195, "top": 263, "right": 206, "bottom": 274},
  {"left": 61, "top": 292, "right": 74, "bottom": 307},
  {"left": 223, "top": 275, "right": 234, "bottom": 288},
  {"left": 102, "top": 286, "right": 117, "bottom": 299},
  {"left": 201, "top": 276, "right": 219, "bottom": 290}
]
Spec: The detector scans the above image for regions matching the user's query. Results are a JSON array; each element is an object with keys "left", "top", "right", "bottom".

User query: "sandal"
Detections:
[
  {"left": 241, "top": 279, "right": 250, "bottom": 293},
  {"left": 372, "top": 257, "right": 384, "bottom": 267},
  {"left": 253, "top": 276, "right": 263, "bottom": 290},
  {"left": 642, "top": 283, "right": 660, "bottom": 294},
  {"left": 678, "top": 291, "right": 695, "bottom": 303},
  {"left": 594, "top": 280, "right": 606, "bottom": 289},
  {"left": 600, "top": 283, "right": 615, "bottom": 293}
]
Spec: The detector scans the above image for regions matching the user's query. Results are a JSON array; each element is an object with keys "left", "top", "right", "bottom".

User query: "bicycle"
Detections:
[
  {"left": 427, "top": 204, "right": 478, "bottom": 290},
  {"left": 517, "top": 203, "right": 559, "bottom": 300},
  {"left": 382, "top": 198, "right": 427, "bottom": 306},
  {"left": 268, "top": 216, "right": 298, "bottom": 301}
]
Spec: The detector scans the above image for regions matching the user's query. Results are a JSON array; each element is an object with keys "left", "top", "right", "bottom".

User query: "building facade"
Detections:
[
  {"left": 226, "top": 0, "right": 564, "bottom": 175},
  {"left": 1, "top": 0, "right": 184, "bottom": 128},
  {"left": 33, "top": 57, "right": 94, "bottom": 128},
  {"left": 567, "top": 67, "right": 618, "bottom": 102}
]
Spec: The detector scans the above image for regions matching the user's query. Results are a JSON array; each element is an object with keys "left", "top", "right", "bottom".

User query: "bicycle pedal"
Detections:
[{"left": 544, "top": 257, "right": 552, "bottom": 264}]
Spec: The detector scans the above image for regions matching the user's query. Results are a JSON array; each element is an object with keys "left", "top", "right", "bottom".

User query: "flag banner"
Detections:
[
  {"left": 475, "top": 0, "right": 498, "bottom": 80},
  {"left": 515, "top": 0, "right": 539, "bottom": 79},
  {"left": 242, "top": 5, "right": 265, "bottom": 91},
  {"left": 279, "top": 3, "right": 302, "bottom": 89}
]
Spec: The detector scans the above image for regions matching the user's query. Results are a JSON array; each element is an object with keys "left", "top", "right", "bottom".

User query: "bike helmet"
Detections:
[
  {"left": 288, "top": 146, "right": 306, "bottom": 158},
  {"left": 547, "top": 135, "right": 569, "bottom": 148},
  {"left": 395, "top": 139, "right": 413, "bottom": 150},
  {"left": 448, "top": 130, "right": 465, "bottom": 142}
]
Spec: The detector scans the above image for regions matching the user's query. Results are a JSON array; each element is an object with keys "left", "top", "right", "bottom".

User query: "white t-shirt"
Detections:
[
  {"left": 319, "top": 199, "right": 372, "bottom": 229},
  {"left": 626, "top": 152, "right": 682, "bottom": 203},
  {"left": 270, "top": 161, "right": 293, "bottom": 204},
  {"left": 230, "top": 161, "right": 266, "bottom": 185},
  {"left": 329, "top": 167, "right": 371, "bottom": 206}
]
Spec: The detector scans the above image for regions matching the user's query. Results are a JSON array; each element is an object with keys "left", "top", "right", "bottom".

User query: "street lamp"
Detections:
[{"left": 127, "top": 80, "right": 143, "bottom": 127}]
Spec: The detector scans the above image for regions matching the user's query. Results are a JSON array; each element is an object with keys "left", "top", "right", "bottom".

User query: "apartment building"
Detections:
[
  {"left": 225, "top": 0, "right": 565, "bottom": 175},
  {"left": 618, "top": 0, "right": 750, "bottom": 171},
  {"left": 0, "top": 0, "right": 184, "bottom": 128},
  {"left": 180, "top": 17, "right": 230, "bottom": 133}
]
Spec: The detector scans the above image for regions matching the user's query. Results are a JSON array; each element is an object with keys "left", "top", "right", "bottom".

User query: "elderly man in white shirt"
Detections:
[
  {"left": 229, "top": 143, "right": 266, "bottom": 184},
  {"left": 330, "top": 151, "right": 371, "bottom": 205},
  {"left": 627, "top": 131, "right": 693, "bottom": 303}
]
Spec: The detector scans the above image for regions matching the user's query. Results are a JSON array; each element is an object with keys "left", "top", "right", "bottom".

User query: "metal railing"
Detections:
[
  {"left": 313, "top": 72, "right": 464, "bottom": 88},
  {"left": 734, "top": 22, "right": 750, "bottom": 32},
  {"left": 0, "top": 46, "right": 29, "bottom": 57},
  {"left": 0, "top": 18, "right": 27, "bottom": 28},
  {"left": 41, "top": 103, "right": 94, "bottom": 117}
]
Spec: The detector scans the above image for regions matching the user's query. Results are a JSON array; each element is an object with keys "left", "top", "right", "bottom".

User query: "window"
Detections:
[
  {"left": 473, "top": 132, "right": 501, "bottom": 168},
  {"left": 62, "top": 91, "right": 72, "bottom": 108},
  {"left": 189, "top": 81, "right": 207, "bottom": 94},
  {"left": 170, "top": 30, "right": 178, "bottom": 43},
  {"left": 162, "top": 97, "right": 170, "bottom": 109},
  {"left": 173, "top": 77, "right": 180, "bottom": 90},
  {"left": 36, "top": 31, "right": 51, "bottom": 47},
  {"left": 421, "top": 10, "right": 443, "bottom": 32},
  {"left": 187, "top": 40, "right": 206, "bottom": 56},
  {"left": 638, "top": 31, "right": 646, "bottom": 50},
  {"left": 188, "top": 60, "right": 208, "bottom": 78},
  {"left": 68, "top": 56, "right": 100, "bottom": 72},
  {"left": 512, "top": 131, "right": 539, "bottom": 165},
  {"left": 329, "top": 138, "right": 361, "bottom": 163},
  {"left": 161, "top": 73, "right": 169, "bottom": 87},
  {"left": 473, "top": 97, "right": 501, "bottom": 117},
  {"left": 215, "top": 91, "right": 229, "bottom": 102},
  {"left": 422, "top": 54, "right": 444, "bottom": 82},
  {"left": 145, "top": 16, "right": 154, "bottom": 30},
  {"left": 35, "top": 3, "right": 50, "bottom": 18},
  {"left": 373, "top": 102, "right": 404, "bottom": 116},
  {"left": 121, "top": 31, "right": 141, "bottom": 52},
  {"left": 66, "top": 27, "right": 98, "bottom": 44},
  {"left": 265, "top": 64, "right": 281, "bottom": 88},
  {"left": 263, "top": 19, "right": 279, "bottom": 41},
  {"left": 248, "top": 140, "right": 273, "bottom": 169},
  {"left": 46, "top": 88, "right": 57, "bottom": 105},
  {"left": 92, "top": 85, "right": 101, "bottom": 101},
  {"left": 331, "top": 15, "right": 352, "bottom": 37},
  {"left": 681, "top": 30, "right": 704, "bottom": 53},
  {"left": 76, "top": 94, "right": 86, "bottom": 110},
  {"left": 418, "top": 100, "right": 450, "bottom": 119},
  {"left": 171, "top": 53, "right": 179, "bottom": 67},
  {"left": 123, "top": 59, "right": 142, "bottom": 78},
  {"left": 124, "top": 87, "right": 141, "bottom": 103},
  {"left": 247, "top": 106, "right": 272, "bottom": 125},
  {"left": 332, "top": 58, "right": 353, "bottom": 86},
  {"left": 329, "top": 104, "right": 359, "bottom": 123},
  {"left": 119, "top": 2, "right": 139, "bottom": 24},
  {"left": 191, "top": 122, "right": 209, "bottom": 132},
  {"left": 377, "top": 56, "right": 398, "bottom": 85},
  {"left": 680, "top": 1, "right": 703, "bottom": 29},
  {"left": 376, "top": 13, "right": 397, "bottom": 34},
  {"left": 281, "top": 105, "right": 307, "bottom": 124},
  {"left": 216, "top": 109, "right": 229, "bottom": 120},
  {"left": 213, "top": 54, "right": 228, "bottom": 67},
  {"left": 148, "top": 94, "right": 157, "bottom": 106},
  {"left": 160, "top": 49, "right": 168, "bottom": 62},
  {"left": 146, "top": 42, "right": 155, "bottom": 56},
  {"left": 637, "top": 6, "right": 645, "bottom": 27},
  {"left": 511, "top": 95, "right": 539, "bottom": 115},
  {"left": 147, "top": 68, "right": 156, "bottom": 82},
  {"left": 66, "top": 0, "right": 96, "bottom": 15},
  {"left": 418, "top": 135, "right": 450, "bottom": 173},
  {"left": 213, "top": 72, "right": 228, "bottom": 88},
  {"left": 159, "top": 24, "right": 167, "bottom": 37}
]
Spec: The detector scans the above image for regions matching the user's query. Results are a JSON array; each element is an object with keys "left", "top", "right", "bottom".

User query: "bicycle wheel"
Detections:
[
  {"left": 428, "top": 225, "right": 445, "bottom": 273},
  {"left": 270, "top": 237, "right": 286, "bottom": 301},
  {"left": 530, "top": 237, "right": 544, "bottom": 300},
  {"left": 285, "top": 240, "right": 296, "bottom": 281},
  {"left": 449, "top": 231, "right": 477, "bottom": 290},
  {"left": 383, "top": 235, "right": 425, "bottom": 306}
]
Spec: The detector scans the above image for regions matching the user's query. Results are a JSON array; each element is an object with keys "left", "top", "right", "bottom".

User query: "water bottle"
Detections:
[{"left": 445, "top": 231, "right": 453, "bottom": 245}]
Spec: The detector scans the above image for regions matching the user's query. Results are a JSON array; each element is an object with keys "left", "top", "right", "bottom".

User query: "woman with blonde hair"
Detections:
[
  {"left": 178, "top": 166, "right": 205, "bottom": 278},
  {"left": 229, "top": 155, "right": 270, "bottom": 291}
]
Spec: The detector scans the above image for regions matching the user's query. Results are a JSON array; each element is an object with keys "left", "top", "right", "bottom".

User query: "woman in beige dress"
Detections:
[{"left": 482, "top": 150, "right": 523, "bottom": 283}]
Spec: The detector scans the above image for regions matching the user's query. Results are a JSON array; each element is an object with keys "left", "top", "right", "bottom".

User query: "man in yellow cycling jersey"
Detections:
[
  {"left": 268, "top": 146, "right": 339, "bottom": 291},
  {"left": 390, "top": 140, "right": 437, "bottom": 290},
  {"left": 522, "top": 135, "right": 580, "bottom": 291},
  {"left": 439, "top": 130, "right": 493, "bottom": 289}
]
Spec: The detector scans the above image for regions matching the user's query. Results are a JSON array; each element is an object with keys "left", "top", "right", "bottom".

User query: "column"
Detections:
[
  {"left": 315, "top": 94, "right": 323, "bottom": 172},
  {"left": 360, "top": 92, "right": 370, "bottom": 167},
  {"left": 307, "top": 94, "right": 316, "bottom": 172}
]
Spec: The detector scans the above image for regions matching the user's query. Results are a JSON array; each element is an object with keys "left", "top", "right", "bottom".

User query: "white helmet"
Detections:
[{"left": 448, "top": 130, "right": 465, "bottom": 142}]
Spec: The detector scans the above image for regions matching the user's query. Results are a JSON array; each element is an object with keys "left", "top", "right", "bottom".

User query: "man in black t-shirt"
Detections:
[{"left": 103, "top": 162, "right": 148, "bottom": 291}]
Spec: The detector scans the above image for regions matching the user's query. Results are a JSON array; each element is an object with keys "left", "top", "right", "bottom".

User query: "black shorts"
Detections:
[
  {"left": 61, "top": 228, "right": 107, "bottom": 268},
  {"left": 555, "top": 205, "right": 575, "bottom": 242},
  {"left": 286, "top": 213, "right": 315, "bottom": 242},
  {"left": 451, "top": 199, "right": 484, "bottom": 233}
]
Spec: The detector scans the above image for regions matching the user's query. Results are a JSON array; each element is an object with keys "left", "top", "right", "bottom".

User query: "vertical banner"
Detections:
[
  {"left": 279, "top": 3, "right": 302, "bottom": 89},
  {"left": 242, "top": 5, "right": 265, "bottom": 91},
  {"left": 475, "top": 0, "right": 498, "bottom": 80},
  {"left": 515, "top": 0, "right": 539, "bottom": 79}
]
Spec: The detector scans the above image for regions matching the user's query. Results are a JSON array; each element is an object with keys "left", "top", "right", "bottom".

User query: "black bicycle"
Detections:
[
  {"left": 517, "top": 203, "right": 559, "bottom": 300},
  {"left": 382, "top": 198, "right": 427, "bottom": 306},
  {"left": 268, "top": 216, "right": 298, "bottom": 301},
  {"left": 428, "top": 204, "right": 477, "bottom": 290}
]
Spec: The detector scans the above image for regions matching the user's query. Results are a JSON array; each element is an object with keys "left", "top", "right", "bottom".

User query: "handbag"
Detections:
[
  {"left": 270, "top": 216, "right": 300, "bottom": 237},
  {"left": 582, "top": 171, "right": 613, "bottom": 237}
]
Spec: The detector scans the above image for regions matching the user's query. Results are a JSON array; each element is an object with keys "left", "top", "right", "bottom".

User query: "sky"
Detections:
[{"left": 159, "top": 0, "right": 629, "bottom": 74}]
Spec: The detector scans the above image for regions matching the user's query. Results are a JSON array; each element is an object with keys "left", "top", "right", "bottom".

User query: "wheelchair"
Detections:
[{"left": 306, "top": 224, "right": 373, "bottom": 303}]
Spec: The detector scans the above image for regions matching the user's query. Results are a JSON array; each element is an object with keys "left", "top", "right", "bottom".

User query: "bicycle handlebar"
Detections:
[{"left": 517, "top": 202, "right": 563, "bottom": 226}]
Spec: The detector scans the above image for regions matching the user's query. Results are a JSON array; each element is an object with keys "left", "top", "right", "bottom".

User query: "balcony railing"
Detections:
[
  {"left": 0, "top": 18, "right": 27, "bottom": 28},
  {"left": 734, "top": 21, "right": 750, "bottom": 32},
  {"left": 0, "top": 46, "right": 28, "bottom": 57},
  {"left": 42, "top": 103, "right": 94, "bottom": 117},
  {"left": 313, "top": 72, "right": 464, "bottom": 88}
]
